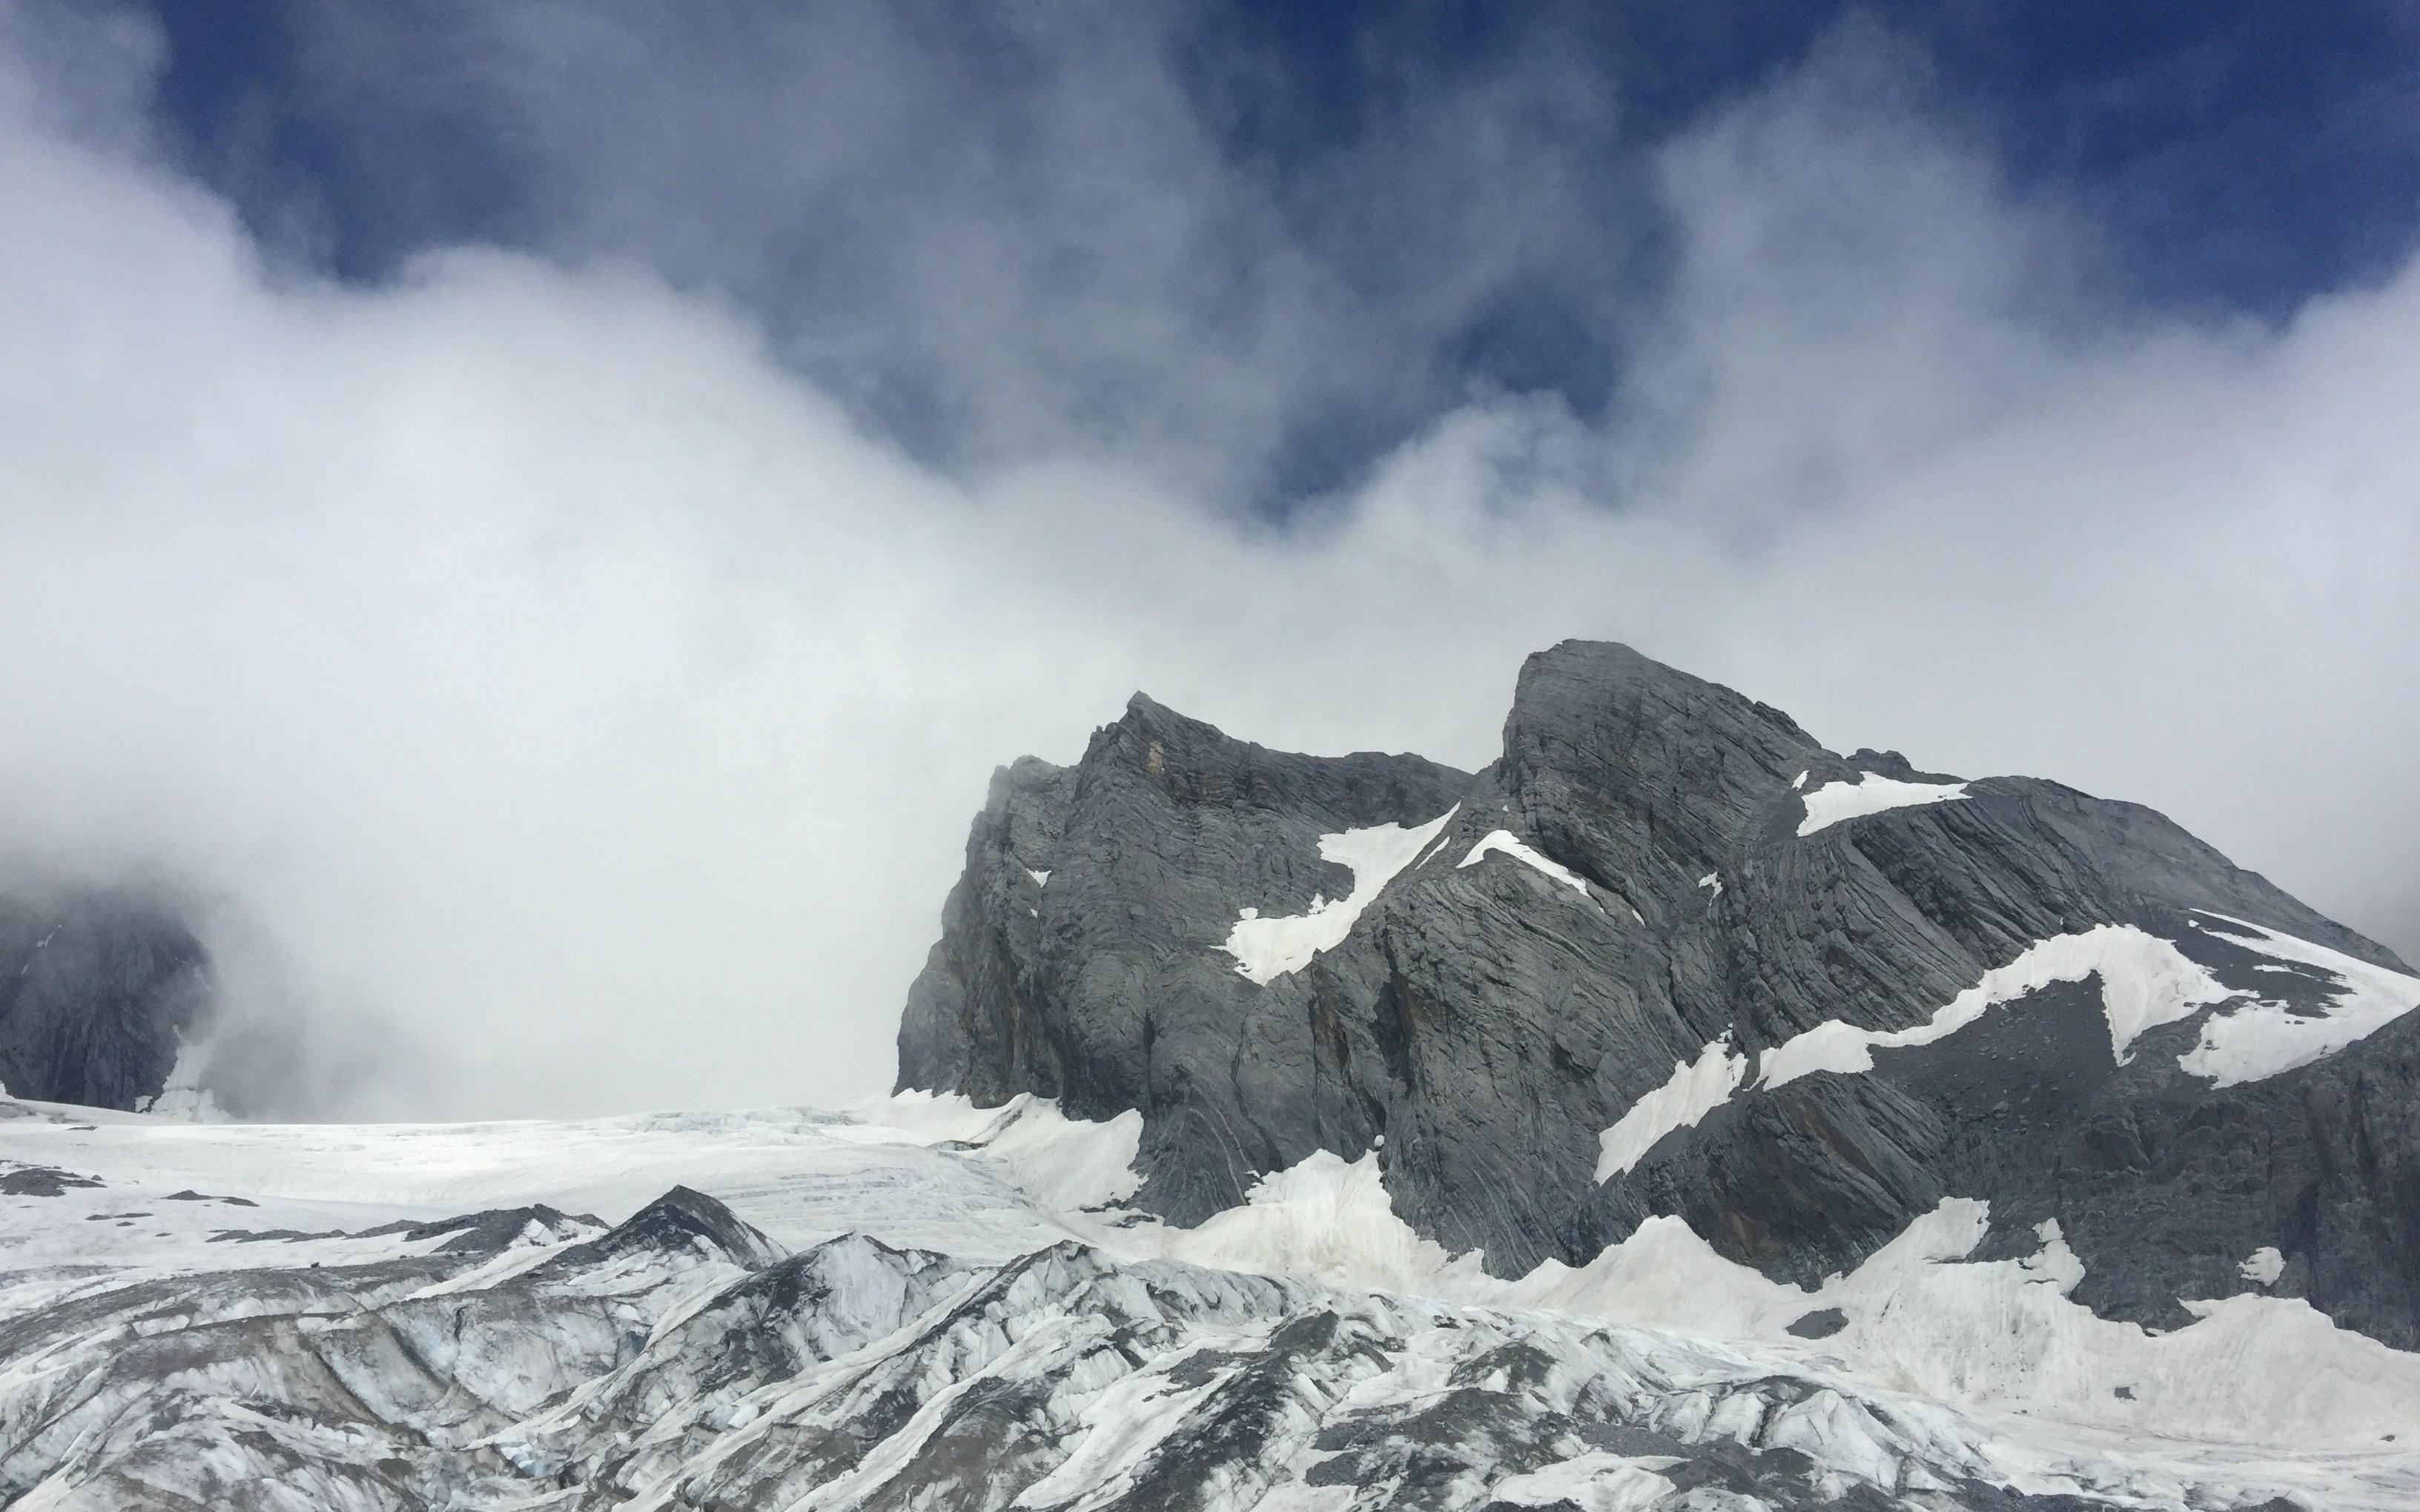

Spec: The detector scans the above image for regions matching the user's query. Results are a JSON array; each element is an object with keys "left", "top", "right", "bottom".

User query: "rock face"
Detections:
[
  {"left": 899, "top": 640, "right": 2420, "bottom": 1346},
  {"left": 897, "top": 697, "right": 1469, "bottom": 1223},
  {"left": 0, "top": 883, "right": 211, "bottom": 1110}
]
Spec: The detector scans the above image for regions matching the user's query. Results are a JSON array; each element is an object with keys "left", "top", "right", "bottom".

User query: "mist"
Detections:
[{"left": 2, "top": 7, "right": 2414, "bottom": 1118}]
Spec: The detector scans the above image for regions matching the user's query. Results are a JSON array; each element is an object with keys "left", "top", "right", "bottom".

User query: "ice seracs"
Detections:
[
  {"left": 8, "top": 1089, "right": 2420, "bottom": 1508},
  {"left": 1219, "top": 806, "right": 1457, "bottom": 984},
  {"left": 1796, "top": 772, "right": 1969, "bottom": 836},
  {"left": 1488, "top": 1453, "right": 1679, "bottom": 1510},
  {"left": 129, "top": 1038, "right": 229, "bottom": 1122}
]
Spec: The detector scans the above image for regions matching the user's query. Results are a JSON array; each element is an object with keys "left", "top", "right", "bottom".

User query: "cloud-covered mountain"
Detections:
[
  {"left": 7, "top": 7, "right": 2420, "bottom": 1118},
  {"left": 0, "top": 882, "right": 210, "bottom": 1111}
]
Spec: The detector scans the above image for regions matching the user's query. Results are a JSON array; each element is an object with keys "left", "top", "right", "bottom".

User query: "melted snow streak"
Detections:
[
  {"left": 1221, "top": 806, "right": 1458, "bottom": 984},
  {"left": 2179, "top": 912, "right": 2420, "bottom": 1087},
  {"left": 1796, "top": 774, "right": 1969, "bottom": 837},
  {"left": 1456, "top": 829, "right": 1592, "bottom": 895},
  {"left": 1757, "top": 926, "right": 2235, "bottom": 1090}
]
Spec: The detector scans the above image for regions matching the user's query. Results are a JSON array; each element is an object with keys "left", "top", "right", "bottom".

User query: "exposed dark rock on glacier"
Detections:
[
  {"left": 205, "top": 1203, "right": 601, "bottom": 1250},
  {"left": 900, "top": 640, "right": 2420, "bottom": 1346},
  {"left": 0, "top": 1163, "right": 103, "bottom": 1196},
  {"left": 0, "top": 883, "right": 211, "bottom": 1110}
]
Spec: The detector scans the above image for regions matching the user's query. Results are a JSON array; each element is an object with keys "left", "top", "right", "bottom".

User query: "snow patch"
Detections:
[
  {"left": 2240, "top": 1247, "right": 2286, "bottom": 1286},
  {"left": 1457, "top": 829, "right": 1590, "bottom": 895},
  {"left": 1026, "top": 868, "right": 1050, "bottom": 887},
  {"left": 1759, "top": 925, "right": 2235, "bottom": 1090},
  {"left": 847, "top": 1090, "right": 1142, "bottom": 1212},
  {"left": 1595, "top": 1038, "right": 1749, "bottom": 1181},
  {"left": 1220, "top": 806, "right": 1459, "bottom": 984},
  {"left": 1503, "top": 1196, "right": 2420, "bottom": 1450},
  {"left": 1796, "top": 772, "right": 1968, "bottom": 836},
  {"left": 2178, "top": 912, "right": 2420, "bottom": 1086},
  {"left": 1130, "top": 1148, "right": 1492, "bottom": 1295}
]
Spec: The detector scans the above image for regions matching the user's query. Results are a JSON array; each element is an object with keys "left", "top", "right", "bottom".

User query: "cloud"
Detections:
[
  {"left": 1, "top": 12, "right": 2414, "bottom": 1117},
  {"left": 160, "top": 0, "right": 1667, "bottom": 507}
]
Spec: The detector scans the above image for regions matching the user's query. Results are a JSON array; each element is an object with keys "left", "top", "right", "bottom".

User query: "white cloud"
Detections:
[{"left": 1, "top": 18, "right": 2414, "bottom": 1117}]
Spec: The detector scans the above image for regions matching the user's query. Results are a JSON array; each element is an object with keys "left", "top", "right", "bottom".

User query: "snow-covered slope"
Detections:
[{"left": 5, "top": 1090, "right": 2416, "bottom": 1511}]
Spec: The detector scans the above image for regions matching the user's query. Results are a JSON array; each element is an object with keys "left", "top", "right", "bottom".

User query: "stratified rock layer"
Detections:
[{"left": 899, "top": 640, "right": 2420, "bottom": 1345}]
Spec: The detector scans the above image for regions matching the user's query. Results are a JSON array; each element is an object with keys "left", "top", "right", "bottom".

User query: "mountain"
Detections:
[
  {"left": 898, "top": 640, "right": 2420, "bottom": 1347},
  {"left": 4, "top": 640, "right": 2419, "bottom": 1511},
  {"left": 0, "top": 882, "right": 211, "bottom": 1111}
]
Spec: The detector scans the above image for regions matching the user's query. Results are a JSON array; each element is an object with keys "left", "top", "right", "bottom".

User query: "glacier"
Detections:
[{"left": 5, "top": 1087, "right": 2418, "bottom": 1511}]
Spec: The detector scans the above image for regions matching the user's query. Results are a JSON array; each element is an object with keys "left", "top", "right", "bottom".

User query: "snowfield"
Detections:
[
  {"left": 1456, "top": 829, "right": 1593, "bottom": 895},
  {"left": 4, "top": 1087, "right": 2418, "bottom": 1509},
  {"left": 1221, "top": 807, "right": 1458, "bottom": 984},
  {"left": 1796, "top": 773, "right": 1970, "bottom": 836},
  {"left": 1754, "top": 924, "right": 2238, "bottom": 1090},
  {"left": 1593, "top": 1039, "right": 1749, "bottom": 1182},
  {"left": 2179, "top": 912, "right": 2420, "bottom": 1085}
]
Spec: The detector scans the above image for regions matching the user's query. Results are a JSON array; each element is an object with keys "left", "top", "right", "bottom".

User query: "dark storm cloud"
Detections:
[{"left": 0, "top": 1, "right": 2415, "bottom": 1117}]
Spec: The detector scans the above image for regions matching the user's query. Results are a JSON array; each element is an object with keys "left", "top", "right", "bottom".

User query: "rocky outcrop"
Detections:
[
  {"left": 896, "top": 694, "right": 1469, "bottom": 1221},
  {"left": 0, "top": 883, "right": 211, "bottom": 1110},
  {"left": 899, "top": 640, "right": 2420, "bottom": 1346}
]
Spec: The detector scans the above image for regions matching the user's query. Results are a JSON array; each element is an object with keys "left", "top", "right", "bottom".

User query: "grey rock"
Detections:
[
  {"left": 0, "top": 883, "right": 211, "bottom": 1110},
  {"left": 896, "top": 694, "right": 1469, "bottom": 1222},
  {"left": 0, "top": 1163, "right": 105, "bottom": 1196},
  {"left": 1784, "top": 1307, "right": 1848, "bottom": 1339},
  {"left": 899, "top": 640, "right": 2420, "bottom": 1345}
]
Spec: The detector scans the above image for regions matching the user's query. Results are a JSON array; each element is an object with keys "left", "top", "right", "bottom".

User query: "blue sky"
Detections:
[
  {"left": 2, "top": 2, "right": 2417, "bottom": 1115},
  {"left": 136, "top": 1, "right": 2420, "bottom": 502}
]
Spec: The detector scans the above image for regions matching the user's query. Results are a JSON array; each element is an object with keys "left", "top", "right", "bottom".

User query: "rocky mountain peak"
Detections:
[
  {"left": 1498, "top": 639, "right": 1837, "bottom": 906},
  {"left": 901, "top": 641, "right": 2420, "bottom": 1347}
]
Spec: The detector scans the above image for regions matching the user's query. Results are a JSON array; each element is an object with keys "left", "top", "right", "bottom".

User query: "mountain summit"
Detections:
[{"left": 899, "top": 640, "right": 2420, "bottom": 1346}]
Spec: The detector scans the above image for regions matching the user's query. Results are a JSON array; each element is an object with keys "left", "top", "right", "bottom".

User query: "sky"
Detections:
[{"left": 1, "top": 0, "right": 2416, "bottom": 1119}]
